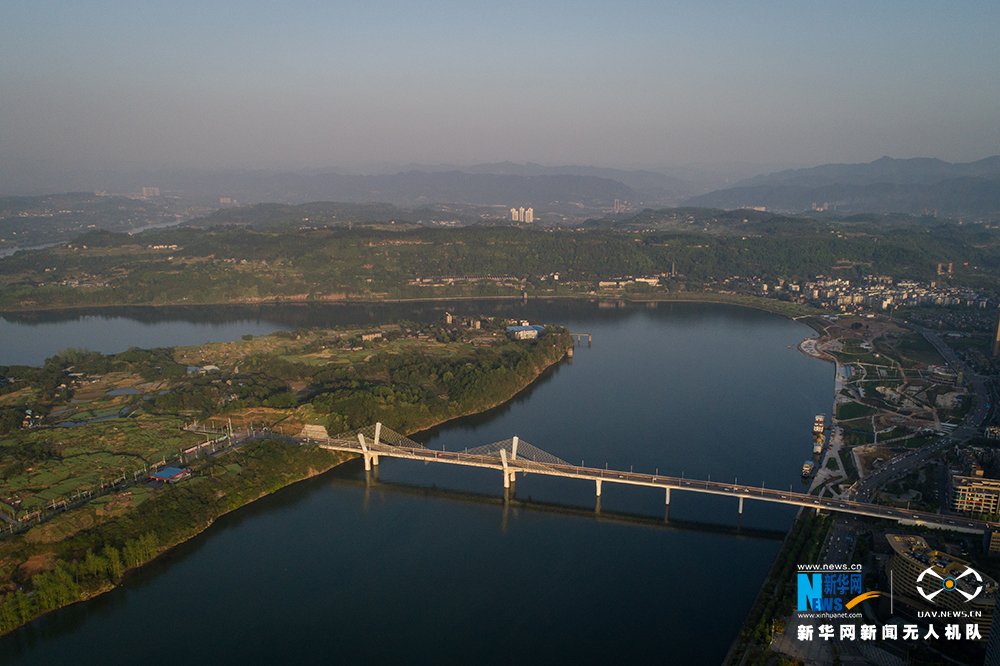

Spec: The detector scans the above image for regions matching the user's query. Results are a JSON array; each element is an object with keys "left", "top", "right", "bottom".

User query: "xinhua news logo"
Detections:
[{"left": 797, "top": 568, "right": 879, "bottom": 613}]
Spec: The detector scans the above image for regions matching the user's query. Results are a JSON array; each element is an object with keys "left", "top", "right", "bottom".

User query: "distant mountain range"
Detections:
[
  {"left": 683, "top": 156, "right": 1000, "bottom": 218},
  {"left": 5, "top": 157, "right": 1000, "bottom": 227},
  {"left": 731, "top": 156, "right": 1000, "bottom": 187},
  {"left": 86, "top": 168, "right": 648, "bottom": 211},
  {"left": 447, "top": 162, "right": 691, "bottom": 202}
]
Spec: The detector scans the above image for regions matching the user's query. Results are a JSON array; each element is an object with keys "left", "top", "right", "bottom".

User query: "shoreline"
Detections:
[
  {"left": 0, "top": 341, "right": 572, "bottom": 637},
  {"left": 0, "top": 290, "right": 821, "bottom": 320},
  {"left": 0, "top": 447, "right": 352, "bottom": 637},
  {"left": 13, "top": 449, "right": 355, "bottom": 631}
]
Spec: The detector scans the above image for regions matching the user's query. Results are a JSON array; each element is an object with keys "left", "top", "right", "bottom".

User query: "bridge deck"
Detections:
[{"left": 312, "top": 435, "right": 992, "bottom": 534}]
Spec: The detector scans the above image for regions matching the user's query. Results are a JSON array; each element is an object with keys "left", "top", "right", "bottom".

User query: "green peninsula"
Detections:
[{"left": 0, "top": 318, "right": 572, "bottom": 634}]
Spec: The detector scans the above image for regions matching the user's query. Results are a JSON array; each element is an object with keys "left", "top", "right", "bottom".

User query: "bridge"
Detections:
[{"left": 308, "top": 423, "right": 996, "bottom": 535}]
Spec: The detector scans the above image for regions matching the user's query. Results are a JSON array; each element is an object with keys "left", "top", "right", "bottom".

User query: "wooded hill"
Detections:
[{"left": 685, "top": 156, "right": 1000, "bottom": 219}]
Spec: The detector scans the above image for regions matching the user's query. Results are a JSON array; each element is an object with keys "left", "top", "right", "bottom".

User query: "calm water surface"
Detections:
[{"left": 0, "top": 300, "right": 833, "bottom": 665}]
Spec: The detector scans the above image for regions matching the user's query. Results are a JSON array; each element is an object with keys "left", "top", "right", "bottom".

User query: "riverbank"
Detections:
[
  {"left": 722, "top": 510, "right": 832, "bottom": 665},
  {"left": 0, "top": 330, "right": 573, "bottom": 636},
  {"left": 0, "top": 442, "right": 354, "bottom": 635},
  {"left": 0, "top": 289, "right": 822, "bottom": 324}
]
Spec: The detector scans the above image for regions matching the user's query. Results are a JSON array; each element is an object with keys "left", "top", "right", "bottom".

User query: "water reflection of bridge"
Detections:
[
  {"left": 336, "top": 472, "right": 788, "bottom": 541},
  {"left": 310, "top": 423, "right": 992, "bottom": 534}
]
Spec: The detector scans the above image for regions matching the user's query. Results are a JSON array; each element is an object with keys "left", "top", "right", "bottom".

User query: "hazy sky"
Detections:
[{"left": 2, "top": 0, "right": 998, "bottom": 183}]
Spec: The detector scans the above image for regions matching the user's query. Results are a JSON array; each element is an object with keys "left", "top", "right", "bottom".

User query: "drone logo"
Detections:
[{"left": 916, "top": 566, "right": 983, "bottom": 603}]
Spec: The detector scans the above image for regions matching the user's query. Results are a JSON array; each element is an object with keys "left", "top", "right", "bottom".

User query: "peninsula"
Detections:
[{"left": 0, "top": 318, "right": 572, "bottom": 634}]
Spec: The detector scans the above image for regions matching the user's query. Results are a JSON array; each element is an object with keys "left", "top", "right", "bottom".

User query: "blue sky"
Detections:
[{"left": 2, "top": 0, "right": 998, "bottom": 181}]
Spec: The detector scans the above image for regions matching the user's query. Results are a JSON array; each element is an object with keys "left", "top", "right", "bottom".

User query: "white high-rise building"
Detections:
[{"left": 510, "top": 206, "right": 534, "bottom": 223}]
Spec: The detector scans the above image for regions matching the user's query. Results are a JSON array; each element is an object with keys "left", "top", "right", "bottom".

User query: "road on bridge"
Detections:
[{"left": 311, "top": 428, "right": 995, "bottom": 534}]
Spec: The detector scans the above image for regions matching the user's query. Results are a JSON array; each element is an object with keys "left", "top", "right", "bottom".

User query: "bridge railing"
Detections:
[{"left": 309, "top": 429, "right": 999, "bottom": 533}]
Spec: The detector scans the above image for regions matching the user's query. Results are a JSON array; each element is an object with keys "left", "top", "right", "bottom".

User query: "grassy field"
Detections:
[
  {"left": 831, "top": 338, "right": 890, "bottom": 366},
  {"left": 904, "top": 436, "right": 937, "bottom": 449},
  {"left": 895, "top": 332, "right": 946, "bottom": 366},
  {"left": 837, "top": 402, "right": 876, "bottom": 420},
  {"left": 942, "top": 334, "right": 993, "bottom": 354}
]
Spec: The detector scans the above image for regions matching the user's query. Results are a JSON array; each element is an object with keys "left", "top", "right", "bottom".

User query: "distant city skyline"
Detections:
[{"left": 2, "top": 1, "right": 999, "bottom": 194}]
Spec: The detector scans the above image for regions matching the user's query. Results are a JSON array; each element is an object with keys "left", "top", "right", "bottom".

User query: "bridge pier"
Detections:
[
  {"left": 665, "top": 487, "right": 671, "bottom": 505},
  {"left": 500, "top": 448, "right": 515, "bottom": 490},
  {"left": 370, "top": 423, "right": 381, "bottom": 467},
  {"left": 595, "top": 478, "right": 602, "bottom": 497},
  {"left": 358, "top": 434, "right": 371, "bottom": 471},
  {"left": 358, "top": 425, "right": 383, "bottom": 471},
  {"left": 738, "top": 496, "right": 744, "bottom": 515}
]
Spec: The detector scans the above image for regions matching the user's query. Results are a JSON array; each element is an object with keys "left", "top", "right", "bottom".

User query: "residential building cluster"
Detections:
[
  {"left": 793, "top": 276, "right": 994, "bottom": 311},
  {"left": 510, "top": 207, "right": 534, "bottom": 223},
  {"left": 715, "top": 274, "right": 996, "bottom": 314}
]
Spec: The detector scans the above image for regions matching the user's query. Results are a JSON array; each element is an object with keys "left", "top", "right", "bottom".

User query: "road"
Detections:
[{"left": 313, "top": 434, "right": 996, "bottom": 533}]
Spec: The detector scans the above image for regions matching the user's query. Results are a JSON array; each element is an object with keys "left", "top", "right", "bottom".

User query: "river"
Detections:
[{"left": 0, "top": 299, "right": 832, "bottom": 665}]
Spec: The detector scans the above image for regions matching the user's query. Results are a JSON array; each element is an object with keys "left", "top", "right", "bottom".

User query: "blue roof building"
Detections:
[
  {"left": 506, "top": 325, "right": 546, "bottom": 340},
  {"left": 151, "top": 467, "right": 191, "bottom": 483}
]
